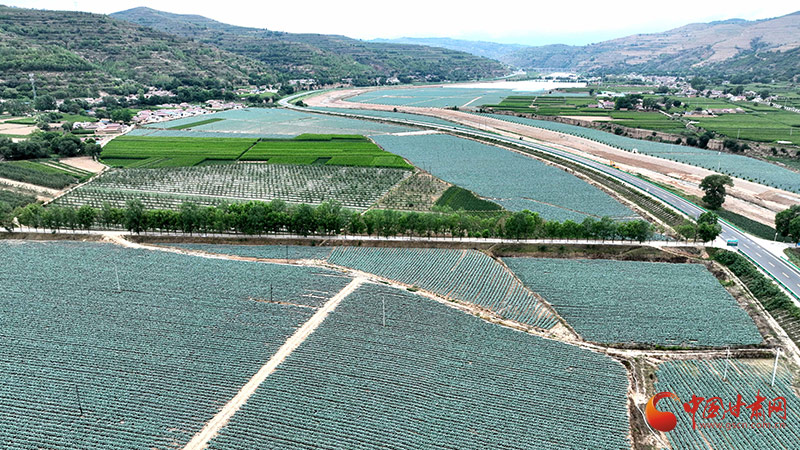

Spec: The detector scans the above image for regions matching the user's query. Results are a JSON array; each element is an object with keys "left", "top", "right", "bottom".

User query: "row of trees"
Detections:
[
  {"left": 7, "top": 199, "right": 656, "bottom": 242},
  {"left": 0, "top": 132, "right": 101, "bottom": 160}
]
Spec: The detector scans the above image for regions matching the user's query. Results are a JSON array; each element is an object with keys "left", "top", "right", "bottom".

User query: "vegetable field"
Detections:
[
  {"left": 54, "top": 163, "right": 410, "bottom": 210},
  {"left": 0, "top": 241, "right": 352, "bottom": 449},
  {"left": 327, "top": 247, "right": 558, "bottom": 329},
  {"left": 505, "top": 258, "right": 762, "bottom": 347},
  {"left": 101, "top": 134, "right": 411, "bottom": 169},
  {"left": 146, "top": 108, "right": 411, "bottom": 136},
  {"left": 101, "top": 136, "right": 257, "bottom": 168},
  {"left": 312, "top": 106, "right": 460, "bottom": 127},
  {"left": 240, "top": 135, "right": 412, "bottom": 168},
  {"left": 0, "top": 161, "right": 78, "bottom": 189},
  {"left": 483, "top": 113, "right": 800, "bottom": 193},
  {"left": 371, "top": 133, "right": 639, "bottom": 221},
  {"left": 347, "top": 87, "right": 537, "bottom": 108},
  {"left": 655, "top": 359, "right": 800, "bottom": 449},
  {"left": 207, "top": 282, "right": 631, "bottom": 450},
  {"left": 170, "top": 243, "right": 334, "bottom": 260}
]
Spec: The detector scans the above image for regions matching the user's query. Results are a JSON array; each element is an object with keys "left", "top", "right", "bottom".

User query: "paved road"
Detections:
[{"left": 280, "top": 94, "right": 800, "bottom": 303}]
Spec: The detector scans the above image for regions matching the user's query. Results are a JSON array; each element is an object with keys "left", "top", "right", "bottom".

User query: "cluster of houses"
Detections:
[{"left": 131, "top": 101, "right": 244, "bottom": 125}]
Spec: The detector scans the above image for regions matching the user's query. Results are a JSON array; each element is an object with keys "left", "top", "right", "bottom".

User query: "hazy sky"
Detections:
[{"left": 8, "top": 0, "right": 800, "bottom": 45}]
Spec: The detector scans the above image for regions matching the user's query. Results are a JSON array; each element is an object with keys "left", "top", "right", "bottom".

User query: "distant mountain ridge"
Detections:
[
  {"left": 502, "top": 11, "right": 800, "bottom": 79},
  {"left": 111, "top": 7, "right": 509, "bottom": 85},
  {"left": 371, "top": 37, "right": 527, "bottom": 61}
]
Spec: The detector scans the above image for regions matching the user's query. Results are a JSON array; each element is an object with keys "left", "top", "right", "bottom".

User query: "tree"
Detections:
[
  {"left": 676, "top": 220, "right": 697, "bottom": 241},
  {"left": 34, "top": 94, "right": 56, "bottom": 111},
  {"left": 0, "top": 201, "right": 14, "bottom": 232},
  {"left": 111, "top": 108, "right": 134, "bottom": 124},
  {"left": 699, "top": 175, "right": 733, "bottom": 209},
  {"left": 124, "top": 199, "right": 146, "bottom": 234},
  {"left": 696, "top": 212, "right": 722, "bottom": 242},
  {"left": 776, "top": 205, "right": 800, "bottom": 239},
  {"left": 77, "top": 205, "right": 97, "bottom": 230}
]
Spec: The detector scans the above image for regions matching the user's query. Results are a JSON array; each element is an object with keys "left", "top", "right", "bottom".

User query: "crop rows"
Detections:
[
  {"left": 240, "top": 136, "right": 411, "bottom": 169},
  {"left": 371, "top": 133, "right": 639, "bottom": 222},
  {"left": 207, "top": 282, "right": 631, "bottom": 450},
  {"left": 655, "top": 359, "right": 800, "bottom": 449},
  {"left": 348, "top": 87, "right": 522, "bottom": 108},
  {"left": 376, "top": 170, "right": 451, "bottom": 211},
  {"left": 327, "top": 247, "right": 558, "bottom": 329},
  {"left": 483, "top": 113, "right": 800, "bottom": 193},
  {"left": 0, "top": 240, "right": 352, "bottom": 449},
  {"left": 505, "top": 257, "right": 762, "bottom": 347},
  {"left": 54, "top": 164, "right": 411, "bottom": 210}
]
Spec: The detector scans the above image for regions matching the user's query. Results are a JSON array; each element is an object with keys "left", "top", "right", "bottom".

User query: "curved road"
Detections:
[{"left": 280, "top": 93, "right": 800, "bottom": 303}]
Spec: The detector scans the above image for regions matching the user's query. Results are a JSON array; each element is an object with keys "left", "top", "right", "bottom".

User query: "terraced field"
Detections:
[
  {"left": 655, "top": 359, "right": 800, "bottom": 449},
  {"left": 327, "top": 246, "right": 558, "bottom": 329},
  {"left": 54, "top": 164, "right": 410, "bottom": 211},
  {"left": 483, "top": 113, "right": 800, "bottom": 193},
  {"left": 505, "top": 258, "right": 762, "bottom": 347},
  {"left": 372, "top": 133, "right": 639, "bottom": 222},
  {"left": 207, "top": 282, "right": 631, "bottom": 450},
  {"left": 0, "top": 240, "right": 352, "bottom": 449}
]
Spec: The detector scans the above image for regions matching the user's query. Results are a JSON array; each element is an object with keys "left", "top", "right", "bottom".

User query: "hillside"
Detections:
[
  {"left": 372, "top": 37, "right": 528, "bottom": 61},
  {"left": 111, "top": 7, "right": 509, "bottom": 85},
  {"left": 502, "top": 11, "right": 800, "bottom": 80},
  {"left": 0, "top": 6, "right": 269, "bottom": 98}
]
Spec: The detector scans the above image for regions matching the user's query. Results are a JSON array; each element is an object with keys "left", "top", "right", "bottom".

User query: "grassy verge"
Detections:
[
  {"left": 709, "top": 248, "right": 800, "bottom": 345},
  {"left": 167, "top": 118, "right": 225, "bottom": 130},
  {"left": 785, "top": 248, "right": 800, "bottom": 266},
  {"left": 715, "top": 208, "right": 791, "bottom": 242}
]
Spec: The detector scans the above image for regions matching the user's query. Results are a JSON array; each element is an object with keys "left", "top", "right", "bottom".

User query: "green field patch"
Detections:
[
  {"left": 0, "top": 161, "right": 78, "bottom": 189},
  {"left": 101, "top": 136, "right": 259, "bottom": 166},
  {"left": 241, "top": 135, "right": 412, "bottom": 169},
  {"left": 435, "top": 185, "right": 502, "bottom": 211},
  {"left": 167, "top": 117, "right": 225, "bottom": 130}
]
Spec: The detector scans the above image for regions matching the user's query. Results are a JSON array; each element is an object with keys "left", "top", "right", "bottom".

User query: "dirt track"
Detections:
[{"left": 306, "top": 89, "right": 800, "bottom": 227}]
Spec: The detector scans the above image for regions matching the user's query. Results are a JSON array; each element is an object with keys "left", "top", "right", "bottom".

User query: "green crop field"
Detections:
[
  {"left": 0, "top": 240, "right": 352, "bottom": 449},
  {"left": 505, "top": 258, "right": 762, "bottom": 347},
  {"left": 434, "top": 185, "right": 502, "bottom": 211},
  {"left": 327, "top": 247, "right": 558, "bottom": 329},
  {"left": 101, "top": 134, "right": 411, "bottom": 169},
  {"left": 0, "top": 188, "right": 36, "bottom": 208},
  {"left": 0, "top": 161, "right": 78, "bottom": 189},
  {"left": 655, "top": 359, "right": 800, "bottom": 449},
  {"left": 206, "top": 282, "right": 631, "bottom": 450},
  {"left": 692, "top": 106, "right": 800, "bottom": 145},
  {"left": 240, "top": 135, "right": 412, "bottom": 169},
  {"left": 372, "top": 133, "right": 639, "bottom": 222},
  {"left": 100, "top": 136, "right": 257, "bottom": 167},
  {"left": 486, "top": 96, "right": 688, "bottom": 133},
  {"left": 54, "top": 163, "right": 411, "bottom": 211}
]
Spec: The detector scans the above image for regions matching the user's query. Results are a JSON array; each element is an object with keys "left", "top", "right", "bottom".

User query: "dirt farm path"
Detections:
[{"left": 306, "top": 88, "right": 800, "bottom": 227}]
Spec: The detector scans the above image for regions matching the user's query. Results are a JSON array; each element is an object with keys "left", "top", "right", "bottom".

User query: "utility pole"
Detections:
[
  {"left": 722, "top": 348, "right": 730, "bottom": 381},
  {"left": 771, "top": 348, "right": 782, "bottom": 387},
  {"left": 29, "top": 73, "right": 36, "bottom": 102},
  {"left": 75, "top": 385, "right": 84, "bottom": 416}
]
